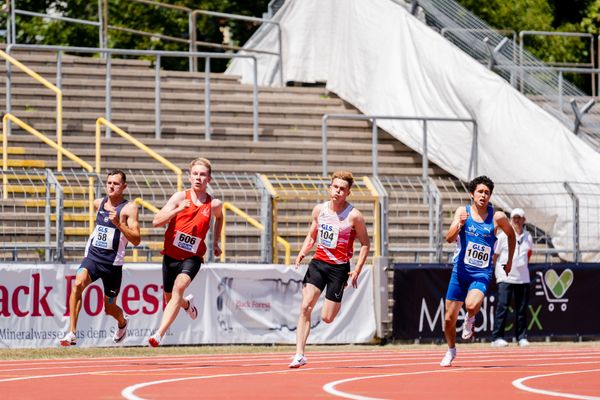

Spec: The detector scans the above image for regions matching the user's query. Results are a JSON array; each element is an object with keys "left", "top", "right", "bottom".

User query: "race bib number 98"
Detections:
[
  {"left": 92, "top": 225, "right": 116, "bottom": 250},
  {"left": 318, "top": 223, "right": 339, "bottom": 249},
  {"left": 173, "top": 231, "right": 201, "bottom": 254},
  {"left": 464, "top": 242, "right": 491, "bottom": 268}
]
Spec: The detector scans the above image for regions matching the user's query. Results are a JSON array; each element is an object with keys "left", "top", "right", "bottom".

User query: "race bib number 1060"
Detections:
[{"left": 464, "top": 242, "right": 491, "bottom": 268}]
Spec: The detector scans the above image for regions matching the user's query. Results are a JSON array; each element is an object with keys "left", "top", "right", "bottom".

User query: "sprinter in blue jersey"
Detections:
[
  {"left": 59, "top": 170, "right": 140, "bottom": 347},
  {"left": 440, "top": 176, "right": 515, "bottom": 367}
]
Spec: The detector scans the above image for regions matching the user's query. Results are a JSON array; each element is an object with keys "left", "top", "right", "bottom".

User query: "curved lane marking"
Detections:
[
  {"left": 512, "top": 368, "right": 600, "bottom": 400},
  {"left": 323, "top": 368, "right": 475, "bottom": 400},
  {"left": 121, "top": 367, "right": 320, "bottom": 400}
]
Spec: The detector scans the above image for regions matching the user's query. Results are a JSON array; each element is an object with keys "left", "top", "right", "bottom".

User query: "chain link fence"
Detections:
[{"left": 2, "top": 168, "right": 599, "bottom": 264}]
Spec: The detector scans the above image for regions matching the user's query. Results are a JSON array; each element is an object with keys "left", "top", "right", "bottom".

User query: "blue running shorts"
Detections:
[{"left": 445, "top": 268, "right": 491, "bottom": 302}]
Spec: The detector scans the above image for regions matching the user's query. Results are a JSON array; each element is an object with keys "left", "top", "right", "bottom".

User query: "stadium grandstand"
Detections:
[{"left": 1, "top": 0, "right": 599, "bottom": 355}]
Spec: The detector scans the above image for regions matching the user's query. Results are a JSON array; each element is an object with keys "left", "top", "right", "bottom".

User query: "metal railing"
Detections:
[
  {"left": 0, "top": 49, "right": 63, "bottom": 165},
  {"left": 321, "top": 114, "right": 478, "bottom": 180},
  {"left": 95, "top": 118, "right": 183, "bottom": 191},
  {"left": 0, "top": 168, "right": 102, "bottom": 262},
  {"left": 7, "top": 0, "right": 283, "bottom": 80},
  {"left": 2, "top": 113, "right": 96, "bottom": 231},
  {"left": 265, "top": 175, "right": 381, "bottom": 262},
  {"left": 0, "top": 168, "right": 64, "bottom": 261},
  {"left": 408, "top": 1, "right": 598, "bottom": 129},
  {"left": 379, "top": 176, "right": 444, "bottom": 262},
  {"left": 221, "top": 201, "right": 291, "bottom": 264},
  {"left": 519, "top": 31, "right": 596, "bottom": 96},
  {"left": 5, "top": 44, "right": 260, "bottom": 141},
  {"left": 1, "top": 170, "right": 599, "bottom": 263}
]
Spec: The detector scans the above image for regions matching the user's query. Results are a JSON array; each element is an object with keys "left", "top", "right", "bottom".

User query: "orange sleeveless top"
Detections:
[{"left": 162, "top": 190, "right": 212, "bottom": 260}]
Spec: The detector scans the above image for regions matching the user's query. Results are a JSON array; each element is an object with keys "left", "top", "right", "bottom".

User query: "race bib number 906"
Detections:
[
  {"left": 318, "top": 223, "right": 339, "bottom": 249},
  {"left": 173, "top": 231, "right": 201, "bottom": 253},
  {"left": 464, "top": 242, "right": 491, "bottom": 268},
  {"left": 92, "top": 225, "right": 116, "bottom": 250}
]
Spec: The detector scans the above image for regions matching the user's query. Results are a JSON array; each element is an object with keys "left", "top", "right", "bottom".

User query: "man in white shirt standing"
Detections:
[{"left": 491, "top": 208, "right": 533, "bottom": 347}]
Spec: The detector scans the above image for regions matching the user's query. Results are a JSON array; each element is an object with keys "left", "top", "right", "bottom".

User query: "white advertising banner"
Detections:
[{"left": 0, "top": 263, "right": 376, "bottom": 348}]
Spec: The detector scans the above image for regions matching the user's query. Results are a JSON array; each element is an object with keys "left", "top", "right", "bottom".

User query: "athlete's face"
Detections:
[
  {"left": 471, "top": 183, "right": 491, "bottom": 208},
  {"left": 189, "top": 164, "right": 211, "bottom": 191},
  {"left": 329, "top": 178, "right": 350, "bottom": 203},
  {"left": 105, "top": 174, "right": 126, "bottom": 198},
  {"left": 511, "top": 215, "right": 525, "bottom": 230}
]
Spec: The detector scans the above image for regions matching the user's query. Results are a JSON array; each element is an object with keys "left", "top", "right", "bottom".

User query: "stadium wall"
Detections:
[
  {"left": 0, "top": 263, "right": 376, "bottom": 348},
  {"left": 392, "top": 263, "right": 600, "bottom": 341}
]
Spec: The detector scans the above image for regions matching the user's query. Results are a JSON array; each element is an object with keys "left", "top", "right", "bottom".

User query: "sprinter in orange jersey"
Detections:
[
  {"left": 289, "top": 171, "right": 370, "bottom": 368},
  {"left": 147, "top": 158, "right": 223, "bottom": 347}
]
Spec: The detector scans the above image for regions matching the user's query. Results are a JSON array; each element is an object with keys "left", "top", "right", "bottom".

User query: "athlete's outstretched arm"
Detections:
[
  {"left": 211, "top": 198, "right": 223, "bottom": 257},
  {"left": 152, "top": 191, "right": 187, "bottom": 227},
  {"left": 495, "top": 212, "right": 516, "bottom": 275},
  {"left": 111, "top": 203, "right": 141, "bottom": 246},
  {"left": 294, "top": 204, "right": 321, "bottom": 268},
  {"left": 445, "top": 206, "right": 468, "bottom": 243},
  {"left": 348, "top": 210, "right": 370, "bottom": 288}
]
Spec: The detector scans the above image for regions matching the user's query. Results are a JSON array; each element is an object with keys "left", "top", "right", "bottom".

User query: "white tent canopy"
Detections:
[{"left": 226, "top": 0, "right": 600, "bottom": 261}]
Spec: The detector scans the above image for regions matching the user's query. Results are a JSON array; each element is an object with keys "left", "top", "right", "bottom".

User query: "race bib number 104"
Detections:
[
  {"left": 318, "top": 224, "right": 339, "bottom": 249},
  {"left": 464, "top": 242, "right": 491, "bottom": 268}
]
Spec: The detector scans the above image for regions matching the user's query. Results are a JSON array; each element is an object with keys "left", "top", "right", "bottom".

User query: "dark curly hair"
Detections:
[{"left": 467, "top": 175, "right": 494, "bottom": 194}]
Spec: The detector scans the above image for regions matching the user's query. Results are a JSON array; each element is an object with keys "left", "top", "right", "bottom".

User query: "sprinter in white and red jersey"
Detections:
[
  {"left": 148, "top": 158, "right": 223, "bottom": 347},
  {"left": 289, "top": 171, "right": 370, "bottom": 368},
  {"left": 59, "top": 170, "right": 140, "bottom": 347}
]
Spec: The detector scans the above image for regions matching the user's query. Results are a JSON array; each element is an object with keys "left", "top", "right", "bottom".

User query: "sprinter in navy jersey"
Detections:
[
  {"left": 59, "top": 170, "right": 140, "bottom": 347},
  {"left": 440, "top": 176, "right": 515, "bottom": 367}
]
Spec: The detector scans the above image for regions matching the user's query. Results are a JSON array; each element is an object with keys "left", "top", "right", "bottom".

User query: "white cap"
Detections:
[{"left": 510, "top": 208, "right": 525, "bottom": 218}]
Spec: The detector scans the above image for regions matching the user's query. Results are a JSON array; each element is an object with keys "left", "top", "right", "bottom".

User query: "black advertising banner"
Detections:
[{"left": 392, "top": 263, "right": 600, "bottom": 340}]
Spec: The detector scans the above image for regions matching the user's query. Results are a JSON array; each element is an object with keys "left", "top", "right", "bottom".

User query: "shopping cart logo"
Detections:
[{"left": 535, "top": 269, "right": 573, "bottom": 312}]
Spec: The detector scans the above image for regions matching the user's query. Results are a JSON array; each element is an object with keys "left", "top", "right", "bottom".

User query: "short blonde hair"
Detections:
[
  {"left": 331, "top": 170, "right": 354, "bottom": 188},
  {"left": 189, "top": 157, "right": 212, "bottom": 175}
]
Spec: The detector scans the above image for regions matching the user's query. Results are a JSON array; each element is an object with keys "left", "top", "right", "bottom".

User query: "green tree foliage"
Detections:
[
  {"left": 3, "top": 0, "right": 268, "bottom": 71},
  {"left": 458, "top": 0, "right": 595, "bottom": 93}
]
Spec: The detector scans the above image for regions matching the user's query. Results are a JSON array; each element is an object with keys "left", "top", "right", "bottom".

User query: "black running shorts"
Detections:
[
  {"left": 80, "top": 257, "right": 123, "bottom": 298},
  {"left": 162, "top": 254, "right": 202, "bottom": 293},
  {"left": 303, "top": 259, "right": 350, "bottom": 303}
]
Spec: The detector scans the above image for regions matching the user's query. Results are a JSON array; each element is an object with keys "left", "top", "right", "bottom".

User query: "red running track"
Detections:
[{"left": 1, "top": 346, "right": 599, "bottom": 399}]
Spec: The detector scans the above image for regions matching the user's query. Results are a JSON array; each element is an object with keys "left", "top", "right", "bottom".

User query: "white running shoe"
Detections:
[
  {"left": 184, "top": 294, "right": 198, "bottom": 320},
  {"left": 440, "top": 348, "right": 456, "bottom": 367},
  {"left": 148, "top": 333, "right": 162, "bottom": 347},
  {"left": 461, "top": 315, "right": 475, "bottom": 340},
  {"left": 113, "top": 317, "right": 128, "bottom": 343},
  {"left": 518, "top": 338, "right": 530, "bottom": 347},
  {"left": 59, "top": 331, "right": 77, "bottom": 347},
  {"left": 289, "top": 354, "right": 307, "bottom": 368},
  {"left": 491, "top": 338, "right": 509, "bottom": 347}
]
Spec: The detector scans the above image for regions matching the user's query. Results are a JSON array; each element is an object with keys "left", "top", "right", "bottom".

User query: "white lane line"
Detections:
[
  {"left": 4, "top": 348, "right": 600, "bottom": 368},
  {"left": 4, "top": 349, "right": 600, "bottom": 370},
  {"left": 0, "top": 350, "right": 406, "bottom": 365},
  {"left": 4, "top": 352, "right": 600, "bottom": 374},
  {"left": 0, "top": 365, "right": 213, "bottom": 383},
  {"left": 0, "top": 353, "right": 439, "bottom": 373},
  {"left": 512, "top": 369, "right": 600, "bottom": 400},
  {"left": 2, "top": 351, "right": 600, "bottom": 376},
  {"left": 323, "top": 368, "right": 475, "bottom": 400},
  {"left": 322, "top": 360, "right": 600, "bottom": 400},
  {"left": 121, "top": 367, "right": 322, "bottom": 400}
]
